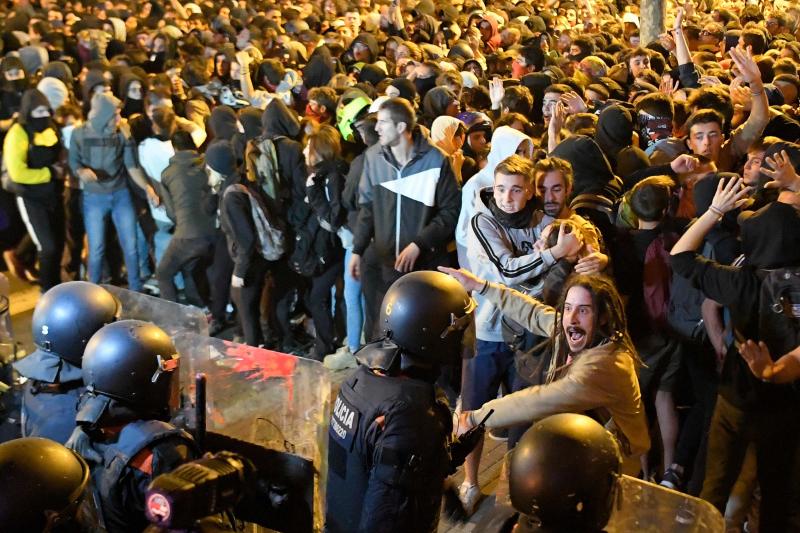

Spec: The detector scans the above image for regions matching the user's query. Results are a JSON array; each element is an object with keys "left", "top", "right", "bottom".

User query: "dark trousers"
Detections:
[
  {"left": 673, "top": 340, "right": 718, "bottom": 494},
  {"left": 701, "top": 394, "right": 800, "bottom": 532},
  {"left": 231, "top": 255, "right": 268, "bottom": 347},
  {"left": 156, "top": 235, "right": 215, "bottom": 306},
  {"left": 209, "top": 233, "right": 234, "bottom": 324},
  {"left": 306, "top": 258, "right": 343, "bottom": 358},
  {"left": 63, "top": 186, "right": 84, "bottom": 280},
  {"left": 361, "top": 255, "right": 403, "bottom": 343},
  {"left": 264, "top": 260, "right": 305, "bottom": 345},
  {"left": 17, "top": 193, "right": 65, "bottom": 291}
]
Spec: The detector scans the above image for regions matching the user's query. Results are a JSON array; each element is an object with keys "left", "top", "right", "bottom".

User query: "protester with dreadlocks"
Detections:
[{"left": 441, "top": 267, "right": 650, "bottom": 476}]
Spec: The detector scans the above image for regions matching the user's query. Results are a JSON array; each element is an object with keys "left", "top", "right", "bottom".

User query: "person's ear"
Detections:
[{"left": 396, "top": 121, "right": 407, "bottom": 134}]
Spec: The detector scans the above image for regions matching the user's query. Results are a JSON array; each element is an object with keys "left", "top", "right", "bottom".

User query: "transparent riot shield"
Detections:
[
  {"left": 606, "top": 475, "right": 724, "bottom": 532},
  {"left": 172, "top": 333, "right": 330, "bottom": 533},
  {"left": 101, "top": 285, "right": 209, "bottom": 337}
]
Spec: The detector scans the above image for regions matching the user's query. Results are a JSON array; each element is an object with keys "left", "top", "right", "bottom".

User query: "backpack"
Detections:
[
  {"left": 642, "top": 231, "right": 679, "bottom": 331},
  {"left": 245, "top": 135, "right": 286, "bottom": 205},
  {"left": 755, "top": 267, "right": 800, "bottom": 357},
  {"left": 667, "top": 240, "right": 715, "bottom": 341},
  {"left": 224, "top": 183, "right": 285, "bottom": 261}
]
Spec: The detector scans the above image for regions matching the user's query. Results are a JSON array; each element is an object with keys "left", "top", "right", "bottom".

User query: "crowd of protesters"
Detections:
[{"left": 2, "top": 0, "right": 800, "bottom": 529}]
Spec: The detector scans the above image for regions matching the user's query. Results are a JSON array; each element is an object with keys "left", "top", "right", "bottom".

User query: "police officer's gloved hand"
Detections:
[{"left": 66, "top": 425, "right": 102, "bottom": 464}]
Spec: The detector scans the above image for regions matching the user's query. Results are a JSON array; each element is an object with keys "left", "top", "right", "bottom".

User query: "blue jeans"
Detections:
[
  {"left": 344, "top": 248, "right": 365, "bottom": 352},
  {"left": 83, "top": 187, "right": 142, "bottom": 291},
  {"left": 461, "top": 340, "right": 516, "bottom": 411}
]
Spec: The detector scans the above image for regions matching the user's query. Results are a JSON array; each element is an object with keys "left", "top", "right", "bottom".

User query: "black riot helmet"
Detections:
[
  {"left": 0, "top": 437, "right": 90, "bottom": 532},
  {"left": 510, "top": 413, "right": 622, "bottom": 532},
  {"left": 32, "top": 281, "right": 119, "bottom": 366},
  {"left": 378, "top": 271, "right": 476, "bottom": 362},
  {"left": 82, "top": 320, "right": 180, "bottom": 415}
]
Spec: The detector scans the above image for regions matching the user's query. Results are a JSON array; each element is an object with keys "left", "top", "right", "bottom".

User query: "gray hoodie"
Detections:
[{"left": 68, "top": 92, "right": 137, "bottom": 194}]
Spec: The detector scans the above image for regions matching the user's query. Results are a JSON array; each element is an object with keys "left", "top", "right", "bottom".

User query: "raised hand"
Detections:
[
  {"left": 729, "top": 45, "right": 761, "bottom": 85},
  {"left": 763, "top": 149, "right": 800, "bottom": 192},
  {"left": 710, "top": 176, "right": 752, "bottom": 214},
  {"left": 438, "top": 266, "right": 486, "bottom": 293}
]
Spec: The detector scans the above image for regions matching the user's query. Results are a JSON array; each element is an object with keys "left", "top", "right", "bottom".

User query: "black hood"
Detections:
[
  {"left": 351, "top": 33, "right": 379, "bottom": 63},
  {"left": 238, "top": 106, "right": 264, "bottom": 142},
  {"left": 741, "top": 201, "right": 800, "bottom": 269},
  {"left": 303, "top": 46, "right": 335, "bottom": 89},
  {"left": 209, "top": 105, "right": 239, "bottom": 141},
  {"left": 17, "top": 88, "right": 51, "bottom": 126},
  {"left": 422, "top": 87, "right": 456, "bottom": 120},
  {"left": 262, "top": 98, "right": 301, "bottom": 139},
  {"left": 595, "top": 104, "right": 634, "bottom": 162},
  {"left": 551, "top": 135, "right": 618, "bottom": 198},
  {"left": 118, "top": 71, "right": 144, "bottom": 100}
]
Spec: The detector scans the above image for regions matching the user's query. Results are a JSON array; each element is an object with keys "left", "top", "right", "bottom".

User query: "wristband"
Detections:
[{"left": 708, "top": 204, "right": 724, "bottom": 217}]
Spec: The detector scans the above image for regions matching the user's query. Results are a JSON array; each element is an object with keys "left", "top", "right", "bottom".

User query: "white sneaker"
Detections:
[
  {"left": 458, "top": 482, "right": 481, "bottom": 516},
  {"left": 324, "top": 347, "right": 358, "bottom": 371}
]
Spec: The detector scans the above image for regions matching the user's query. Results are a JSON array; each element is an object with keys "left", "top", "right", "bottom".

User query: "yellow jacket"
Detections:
[
  {"left": 470, "top": 282, "right": 650, "bottom": 475},
  {"left": 2, "top": 123, "right": 58, "bottom": 185}
]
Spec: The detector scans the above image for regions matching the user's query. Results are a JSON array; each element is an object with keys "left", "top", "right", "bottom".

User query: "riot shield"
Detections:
[
  {"left": 606, "top": 475, "right": 724, "bottom": 532},
  {"left": 172, "top": 333, "right": 330, "bottom": 533},
  {"left": 101, "top": 285, "right": 209, "bottom": 337}
]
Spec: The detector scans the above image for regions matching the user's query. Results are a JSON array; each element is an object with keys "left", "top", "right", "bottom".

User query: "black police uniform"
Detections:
[
  {"left": 89, "top": 419, "right": 197, "bottom": 533},
  {"left": 14, "top": 350, "right": 84, "bottom": 444},
  {"left": 326, "top": 347, "right": 453, "bottom": 533}
]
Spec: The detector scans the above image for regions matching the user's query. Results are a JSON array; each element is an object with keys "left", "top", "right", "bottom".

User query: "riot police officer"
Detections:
[
  {"left": 13, "top": 281, "right": 119, "bottom": 443},
  {"left": 326, "top": 271, "right": 477, "bottom": 533},
  {"left": 67, "top": 320, "right": 197, "bottom": 533},
  {"left": 476, "top": 413, "right": 622, "bottom": 533},
  {"left": 0, "top": 436, "right": 91, "bottom": 532}
]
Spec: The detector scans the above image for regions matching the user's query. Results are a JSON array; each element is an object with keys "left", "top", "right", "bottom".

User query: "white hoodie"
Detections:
[{"left": 455, "top": 126, "right": 533, "bottom": 268}]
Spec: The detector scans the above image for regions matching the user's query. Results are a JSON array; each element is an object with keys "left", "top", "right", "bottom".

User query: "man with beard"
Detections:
[
  {"left": 441, "top": 267, "right": 650, "bottom": 476},
  {"left": 534, "top": 157, "right": 606, "bottom": 267},
  {"left": 2, "top": 88, "right": 64, "bottom": 291}
]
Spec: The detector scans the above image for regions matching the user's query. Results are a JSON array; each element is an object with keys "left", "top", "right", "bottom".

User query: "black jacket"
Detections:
[
  {"left": 220, "top": 180, "right": 263, "bottom": 279},
  {"left": 160, "top": 150, "right": 217, "bottom": 240}
]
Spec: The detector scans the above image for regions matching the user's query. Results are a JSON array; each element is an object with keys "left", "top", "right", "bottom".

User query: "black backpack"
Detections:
[{"left": 755, "top": 267, "right": 800, "bottom": 357}]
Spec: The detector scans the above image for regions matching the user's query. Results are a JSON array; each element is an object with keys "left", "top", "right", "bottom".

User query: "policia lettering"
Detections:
[{"left": 331, "top": 395, "right": 360, "bottom": 446}]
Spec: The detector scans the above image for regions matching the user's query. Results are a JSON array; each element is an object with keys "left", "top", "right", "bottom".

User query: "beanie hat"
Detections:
[{"left": 205, "top": 140, "right": 237, "bottom": 176}]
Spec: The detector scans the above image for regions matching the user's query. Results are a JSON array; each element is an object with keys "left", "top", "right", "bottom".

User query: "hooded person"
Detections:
[
  {"left": 302, "top": 45, "right": 336, "bottom": 89},
  {"left": 237, "top": 106, "right": 263, "bottom": 143},
  {"left": 550, "top": 135, "right": 622, "bottom": 241},
  {"left": 208, "top": 104, "right": 245, "bottom": 158},
  {"left": 431, "top": 115, "right": 476, "bottom": 185},
  {"left": 118, "top": 72, "right": 145, "bottom": 118},
  {"left": 260, "top": 98, "right": 308, "bottom": 228},
  {"left": 478, "top": 15, "right": 502, "bottom": 52},
  {"left": 595, "top": 104, "right": 650, "bottom": 181},
  {"left": 42, "top": 61, "right": 75, "bottom": 88},
  {"left": 2, "top": 88, "right": 64, "bottom": 291},
  {"left": 456, "top": 126, "right": 533, "bottom": 268},
  {"left": 80, "top": 69, "right": 110, "bottom": 115},
  {"left": 421, "top": 86, "right": 460, "bottom": 127},
  {"left": 18, "top": 45, "right": 49, "bottom": 75},
  {"left": 348, "top": 32, "right": 380, "bottom": 65},
  {"left": 36, "top": 77, "right": 69, "bottom": 112},
  {"left": 0, "top": 56, "right": 28, "bottom": 135}
]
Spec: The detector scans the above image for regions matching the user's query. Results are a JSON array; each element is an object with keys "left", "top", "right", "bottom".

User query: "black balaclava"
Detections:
[
  {"left": 1, "top": 56, "right": 28, "bottom": 93},
  {"left": 19, "top": 88, "right": 54, "bottom": 133}
]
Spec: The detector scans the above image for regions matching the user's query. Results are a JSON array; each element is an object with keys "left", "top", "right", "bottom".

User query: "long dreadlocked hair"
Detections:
[{"left": 545, "top": 273, "right": 641, "bottom": 383}]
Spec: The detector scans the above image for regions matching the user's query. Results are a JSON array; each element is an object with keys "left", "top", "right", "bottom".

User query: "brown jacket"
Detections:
[{"left": 470, "top": 282, "right": 650, "bottom": 474}]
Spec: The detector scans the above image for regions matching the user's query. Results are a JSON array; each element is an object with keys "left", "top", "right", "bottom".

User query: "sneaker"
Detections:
[
  {"left": 324, "top": 347, "right": 358, "bottom": 371},
  {"left": 660, "top": 465, "right": 684, "bottom": 491},
  {"left": 488, "top": 427, "right": 508, "bottom": 441},
  {"left": 142, "top": 277, "right": 160, "bottom": 296},
  {"left": 457, "top": 482, "right": 481, "bottom": 516}
]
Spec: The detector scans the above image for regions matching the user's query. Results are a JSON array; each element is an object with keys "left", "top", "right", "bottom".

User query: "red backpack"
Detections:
[{"left": 642, "top": 232, "right": 679, "bottom": 331}]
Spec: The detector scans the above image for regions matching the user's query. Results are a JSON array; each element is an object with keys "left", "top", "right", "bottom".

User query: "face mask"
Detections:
[
  {"left": 305, "top": 103, "right": 328, "bottom": 123},
  {"left": 28, "top": 116, "right": 52, "bottom": 132},
  {"left": 511, "top": 61, "right": 527, "bottom": 79}
]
